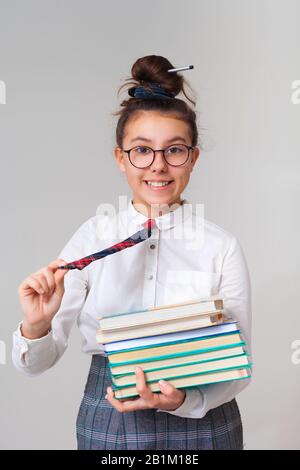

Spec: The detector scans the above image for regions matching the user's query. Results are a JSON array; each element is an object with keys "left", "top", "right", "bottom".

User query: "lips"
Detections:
[
  {"left": 143, "top": 180, "right": 174, "bottom": 191},
  {"left": 143, "top": 180, "right": 173, "bottom": 183}
]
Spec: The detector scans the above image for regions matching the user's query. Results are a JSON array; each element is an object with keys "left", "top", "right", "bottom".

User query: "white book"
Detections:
[{"left": 99, "top": 297, "right": 224, "bottom": 332}]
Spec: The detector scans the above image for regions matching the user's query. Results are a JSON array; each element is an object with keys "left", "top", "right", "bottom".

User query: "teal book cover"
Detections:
[
  {"left": 111, "top": 371, "right": 252, "bottom": 399},
  {"left": 108, "top": 341, "right": 246, "bottom": 367},
  {"left": 111, "top": 359, "right": 253, "bottom": 389}
]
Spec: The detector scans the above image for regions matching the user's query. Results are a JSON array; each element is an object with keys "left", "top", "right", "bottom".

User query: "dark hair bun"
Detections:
[
  {"left": 128, "top": 55, "right": 183, "bottom": 98},
  {"left": 113, "top": 55, "right": 198, "bottom": 149}
]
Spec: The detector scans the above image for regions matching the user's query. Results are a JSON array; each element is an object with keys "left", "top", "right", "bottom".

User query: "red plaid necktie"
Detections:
[{"left": 58, "top": 218, "right": 156, "bottom": 271}]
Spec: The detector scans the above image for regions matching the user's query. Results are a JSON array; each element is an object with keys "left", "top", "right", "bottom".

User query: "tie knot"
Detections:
[{"left": 142, "top": 218, "right": 156, "bottom": 231}]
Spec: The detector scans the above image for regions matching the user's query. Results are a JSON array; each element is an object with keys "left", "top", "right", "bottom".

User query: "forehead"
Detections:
[{"left": 124, "top": 111, "right": 190, "bottom": 142}]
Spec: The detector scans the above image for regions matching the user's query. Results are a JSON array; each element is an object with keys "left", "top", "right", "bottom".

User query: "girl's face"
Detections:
[{"left": 114, "top": 111, "right": 200, "bottom": 217}]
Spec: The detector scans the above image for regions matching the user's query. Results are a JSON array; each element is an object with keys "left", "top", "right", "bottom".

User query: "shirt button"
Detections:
[
  {"left": 150, "top": 244, "right": 156, "bottom": 250},
  {"left": 149, "top": 275, "right": 154, "bottom": 280}
]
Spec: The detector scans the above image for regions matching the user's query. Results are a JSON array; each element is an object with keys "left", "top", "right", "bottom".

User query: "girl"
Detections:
[{"left": 13, "top": 55, "right": 251, "bottom": 450}]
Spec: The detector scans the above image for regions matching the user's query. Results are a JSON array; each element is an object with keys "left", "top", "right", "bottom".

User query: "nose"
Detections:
[{"left": 150, "top": 150, "right": 168, "bottom": 171}]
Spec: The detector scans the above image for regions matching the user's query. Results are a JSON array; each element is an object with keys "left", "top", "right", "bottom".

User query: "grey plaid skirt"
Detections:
[{"left": 76, "top": 354, "right": 244, "bottom": 450}]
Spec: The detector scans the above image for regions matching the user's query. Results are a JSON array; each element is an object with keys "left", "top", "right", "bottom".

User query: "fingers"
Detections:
[
  {"left": 135, "top": 367, "right": 158, "bottom": 405},
  {"left": 105, "top": 367, "right": 159, "bottom": 413},
  {"left": 39, "top": 259, "right": 69, "bottom": 281},
  {"left": 19, "top": 259, "right": 68, "bottom": 297},
  {"left": 105, "top": 387, "right": 125, "bottom": 412},
  {"left": 158, "top": 380, "right": 182, "bottom": 401},
  {"left": 19, "top": 275, "right": 45, "bottom": 295},
  {"left": 158, "top": 380, "right": 179, "bottom": 398},
  {"left": 134, "top": 366, "right": 184, "bottom": 408},
  {"left": 105, "top": 386, "right": 145, "bottom": 413},
  {"left": 157, "top": 382, "right": 186, "bottom": 411},
  {"left": 51, "top": 259, "right": 69, "bottom": 287},
  {"left": 39, "top": 269, "right": 55, "bottom": 294},
  {"left": 33, "top": 273, "right": 52, "bottom": 295},
  {"left": 105, "top": 367, "right": 184, "bottom": 413},
  {"left": 47, "top": 259, "right": 68, "bottom": 271}
]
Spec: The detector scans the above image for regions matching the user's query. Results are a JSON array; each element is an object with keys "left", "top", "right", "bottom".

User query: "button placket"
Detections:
[{"left": 142, "top": 228, "right": 159, "bottom": 309}]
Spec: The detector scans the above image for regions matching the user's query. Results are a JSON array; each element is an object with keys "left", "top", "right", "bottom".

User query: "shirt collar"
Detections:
[{"left": 126, "top": 197, "right": 193, "bottom": 231}]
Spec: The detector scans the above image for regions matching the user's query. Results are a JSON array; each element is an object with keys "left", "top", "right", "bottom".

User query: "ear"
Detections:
[
  {"left": 114, "top": 146, "right": 126, "bottom": 173},
  {"left": 190, "top": 146, "right": 200, "bottom": 171}
]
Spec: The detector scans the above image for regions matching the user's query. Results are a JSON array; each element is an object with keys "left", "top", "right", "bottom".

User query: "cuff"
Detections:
[
  {"left": 156, "top": 387, "right": 205, "bottom": 418},
  {"left": 13, "top": 321, "right": 54, "bottom": 367}
]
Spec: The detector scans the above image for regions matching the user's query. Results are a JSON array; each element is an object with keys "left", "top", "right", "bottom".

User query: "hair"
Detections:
[{"left": 112, "top": 55, "right": 199, "bottom": 149}]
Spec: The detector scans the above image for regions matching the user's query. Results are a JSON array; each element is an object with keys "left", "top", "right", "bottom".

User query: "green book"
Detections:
[
  {"left": 109, "top": 345, "right": 247, "bottom": 376},
  {"left": 112, "top": 367, "right": 252, "bottom": 400},
  {"left": 111, "top": 353, "right": 251, "bottom": 388}
]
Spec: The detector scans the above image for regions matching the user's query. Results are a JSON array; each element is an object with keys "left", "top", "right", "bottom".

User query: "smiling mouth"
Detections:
[{"left": 144, "top": 180, "right": 174, "bottom": 187}]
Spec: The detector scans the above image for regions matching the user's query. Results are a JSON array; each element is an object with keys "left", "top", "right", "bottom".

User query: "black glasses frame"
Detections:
[{"left": 121, "top": 144, "right": 196, "bottom": 168}]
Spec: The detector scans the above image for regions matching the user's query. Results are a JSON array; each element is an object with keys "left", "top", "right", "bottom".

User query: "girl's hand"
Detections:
[
  {"left": 105, "top": 366, "right": 186, "bottom": 412},
  {"left": 17, "top": 259, "right": 69, "bottom": 339}
]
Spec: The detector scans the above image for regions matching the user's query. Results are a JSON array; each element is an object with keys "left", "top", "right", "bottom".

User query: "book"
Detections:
[
  {"left": 104, "top": 321, "right": 239, "bottom": 353},
  {"left": 111, "top": 353, "right": 250, "bottom": 387},
  {"left": 96, "top": 311, "right": 227, "bottom": 343},
  {"left": 110, "top": 345, "right": 246, "bottom": 375},
  {"left": 112, "top": 368, "right": 251, "bottom": 400},
  {"left": 95, "top": 297, "right": 251, "bottom": 400},
  {"left": 108, "top": 332, "right": 244, "bottom": 366},
  {"left": 98, "top": 296, "right": 224, "bottom": 331}
]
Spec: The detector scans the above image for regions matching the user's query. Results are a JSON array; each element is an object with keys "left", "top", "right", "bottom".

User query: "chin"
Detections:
[{"left": 146, "top": 196, "right": 178, "bottom": 207}]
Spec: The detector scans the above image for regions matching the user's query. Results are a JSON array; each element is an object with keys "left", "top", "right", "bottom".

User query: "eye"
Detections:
[
  {"left": 134, "top": 146, "right": 151, "bottom": 154},
  {"left": 166, "top": 145, "right": 185, "bottom": 154}
]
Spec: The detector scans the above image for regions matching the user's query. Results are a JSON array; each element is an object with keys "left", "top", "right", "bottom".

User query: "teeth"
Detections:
[{"left": 146, "top": 181, "right": 171, "bottom": 187}]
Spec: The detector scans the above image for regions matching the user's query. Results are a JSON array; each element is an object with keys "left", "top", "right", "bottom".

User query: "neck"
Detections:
[{"left": 132, "top": 198, "right": 184, "bottom": 218}]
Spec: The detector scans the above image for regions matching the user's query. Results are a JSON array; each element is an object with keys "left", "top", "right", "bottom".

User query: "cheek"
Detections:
[
  {"left": 125, "top": 169, "right": 144, "bottom": 186},
  {"left": 173, "top": 170, "right": 190, "bottom": 185}
]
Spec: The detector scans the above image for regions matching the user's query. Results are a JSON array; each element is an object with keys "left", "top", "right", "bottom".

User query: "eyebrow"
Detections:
[{"left": 130, "top": 136, "right": 188, "bottom": 144}]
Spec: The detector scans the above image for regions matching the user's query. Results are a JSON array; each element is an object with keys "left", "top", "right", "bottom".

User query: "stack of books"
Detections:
[{"left": 96, "top": 296, "right": 251, "bottom": 400}]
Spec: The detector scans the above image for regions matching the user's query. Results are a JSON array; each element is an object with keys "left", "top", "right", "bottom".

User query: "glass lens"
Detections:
[
  {"left": 130, "top": 146, "right": 154, "bottom": 168},
  {"left": 164, "top": 145, "right": 189, "bottom": 165}
]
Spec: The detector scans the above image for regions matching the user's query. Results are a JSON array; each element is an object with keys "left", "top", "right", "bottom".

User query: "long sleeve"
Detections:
[
  {"left": 12, "top": 219, "right": 91, "bottom": 377},
  {"left": 157, "top": 235, "right": 252, "bottom": 418}
]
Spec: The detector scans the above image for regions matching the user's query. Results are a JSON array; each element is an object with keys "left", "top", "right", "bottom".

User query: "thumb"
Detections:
[
  {"left": 50, "top": 259, "right": 69, "bottom": 294},
  {"left": 158, "top": 380, "right": 175, "bottom": 395},
  {"left": 55, "top": 265, "right": 68, "bottom": 286}
]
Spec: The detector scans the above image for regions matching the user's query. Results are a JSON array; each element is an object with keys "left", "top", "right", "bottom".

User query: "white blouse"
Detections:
[{"left": 12, "top": 197, "right": 252, "bottom": 419}]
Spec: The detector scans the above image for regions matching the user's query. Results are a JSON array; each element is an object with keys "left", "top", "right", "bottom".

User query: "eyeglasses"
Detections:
[{"left": 121, "top": 144, "right": 195, "bottom": 169}]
